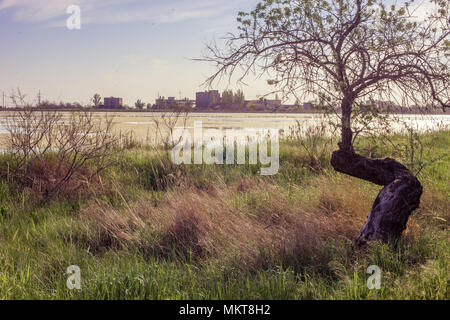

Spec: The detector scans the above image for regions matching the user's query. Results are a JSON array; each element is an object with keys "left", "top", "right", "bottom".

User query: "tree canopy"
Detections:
[{"left": 204, "top": 0, "right": 449, "bottom": 149}]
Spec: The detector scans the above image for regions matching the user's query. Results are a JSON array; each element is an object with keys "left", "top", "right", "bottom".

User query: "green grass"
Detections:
[{"left": 0, "top": 130, "right": 448, "bottom": 300}]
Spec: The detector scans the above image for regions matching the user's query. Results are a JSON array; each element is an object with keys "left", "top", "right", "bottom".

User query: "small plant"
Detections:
[
  {"left": 118, "top": 130, "right": 144, "bottom": 150},
  {"left": 288, "top": 119, "right": 336, "bottom": 172},
  {"left": 152, "top": 108, "right": 189, "bottom": 151}
]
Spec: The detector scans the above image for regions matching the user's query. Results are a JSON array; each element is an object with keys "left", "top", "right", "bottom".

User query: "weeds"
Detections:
[{"left": 287, "top": 119, "right": 336, "bottom": 171}]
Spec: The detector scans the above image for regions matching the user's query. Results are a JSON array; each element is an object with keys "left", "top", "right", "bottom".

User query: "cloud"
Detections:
[
  {"left": 2, "top": 0, "right": 440, "bottom": 28},
  {"left": 0, "top": 0, "right": 71, "bottom": 22},
  {"left": 0, "top": 0, "right": 248, "bottom": 26}
]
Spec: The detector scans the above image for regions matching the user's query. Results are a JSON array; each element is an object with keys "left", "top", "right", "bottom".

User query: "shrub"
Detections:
[
  {"left": 287, "top": 119, "right": 336, "bottom": 171},
  {"left": 5, "top": 109, "right": 119, "bottom": 199}
]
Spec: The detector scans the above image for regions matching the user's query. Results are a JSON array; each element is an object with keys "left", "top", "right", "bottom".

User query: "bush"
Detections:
[
  {"left": 287, "top": 119, "right": 336, "bottom": 171},
  {"left": 5, "top": 109, "right": 119, "bottom": 199}
]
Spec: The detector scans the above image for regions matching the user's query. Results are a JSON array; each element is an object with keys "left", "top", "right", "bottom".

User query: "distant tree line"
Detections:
[{"left": 2, "top": 89, "right": 447, "bottom": 114}]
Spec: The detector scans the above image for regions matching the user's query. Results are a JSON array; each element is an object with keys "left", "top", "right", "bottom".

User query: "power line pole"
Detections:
[
  {"left": 2, "top": 91, "right": 4, "bottom": 108},
  {"left": 37, "top": 89, "right": 41, "bottom": 107}
]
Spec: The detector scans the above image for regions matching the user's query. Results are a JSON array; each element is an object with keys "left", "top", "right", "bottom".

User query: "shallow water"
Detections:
[{"left": 0, "top": 111, "right": 448, "bottom": 146}]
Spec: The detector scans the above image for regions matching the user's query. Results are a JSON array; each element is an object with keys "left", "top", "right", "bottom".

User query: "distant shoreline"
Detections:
[{"left": 0, "top": 107, "right": 448, "bottom": 115}]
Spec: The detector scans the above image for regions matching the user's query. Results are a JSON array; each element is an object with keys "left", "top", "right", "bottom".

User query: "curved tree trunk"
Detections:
[{"left": 331, "top": 149, "right": 423, "bottom": 248}]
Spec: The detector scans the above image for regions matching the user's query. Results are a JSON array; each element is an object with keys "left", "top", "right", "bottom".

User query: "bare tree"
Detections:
[
  {"left": 135, "top": 99, "right": 145, "bottom": 110},
  {"left": 6, "top": 108, "right": 119, "bottom": 199},
  {"left": 202, "top": 0, "right": 449, "bottom": 247},
  {"left": 92, "top": 93, "right": 102, "bottom": 108},
  {"left": 10, "top": 88, "right": 27, "bottom": 108}
]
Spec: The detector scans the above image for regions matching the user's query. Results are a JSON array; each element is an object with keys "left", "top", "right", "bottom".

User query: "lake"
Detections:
[{"left": 0, "top": 111, "right": 449, "bottom": 147}]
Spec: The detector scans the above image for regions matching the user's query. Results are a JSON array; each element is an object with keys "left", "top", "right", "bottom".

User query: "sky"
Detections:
[
  {"left": 0, "top": 0, "right": 269, "bottom": 106},
  {"left": 0, "top": 0, "right": 436, "bottom": 107}
]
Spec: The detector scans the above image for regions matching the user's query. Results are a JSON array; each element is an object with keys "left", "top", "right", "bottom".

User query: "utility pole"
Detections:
[
  {"left": 2, "top": 91, "right": 4, "bottom": 108},
  {"left": 37, "top": 89, "right": 41, "bottom": 107}
]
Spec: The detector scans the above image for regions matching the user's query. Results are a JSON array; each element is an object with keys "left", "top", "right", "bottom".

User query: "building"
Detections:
[
  {"left": 245, "top": 99, "right": 281, "bottom": 109},
  {"left": 196, "top": 90, "right": 220, "bottom": 109},
  {"left": 104, "top": 97, "right": 123, "bottom": 109},
  {"left": 168, "top": 97, "right": 195, "bottom": 108},
  {"left": 375, "top": 100, "right": 398, "bottom": 111},
  {"left": 264, "top": 99, "right": 282, "bottom": 108},
  {"left": 167, "top": 97, "right": 176, "bottom": 106},
  {"left": 155, "top": 97, "right": 195, "bottom": 109},
  {"left": 362, "top": 100, "right": 399, "bottom": 111}
]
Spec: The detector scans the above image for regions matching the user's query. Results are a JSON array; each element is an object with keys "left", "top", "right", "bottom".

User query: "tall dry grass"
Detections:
[{"left": 79, "top": 176, "right": 369, "bottom": 273}]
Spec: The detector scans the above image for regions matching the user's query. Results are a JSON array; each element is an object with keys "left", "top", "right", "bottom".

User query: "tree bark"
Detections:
[
  {"left": 340, "top": 97, "right": 354, "bottom": 153},
  {"left": 331, "top": 149, "right": 423, "bottom": 248}
]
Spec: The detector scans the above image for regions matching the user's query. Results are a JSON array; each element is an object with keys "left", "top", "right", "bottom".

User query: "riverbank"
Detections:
[{"left": 0, "top": 130, "right": 448, "bottom": 299}]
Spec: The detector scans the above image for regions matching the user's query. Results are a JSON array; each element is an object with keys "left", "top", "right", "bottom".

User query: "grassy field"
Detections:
[{"left": 0, "top": 129, "right": 448, "bottom": 300}]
